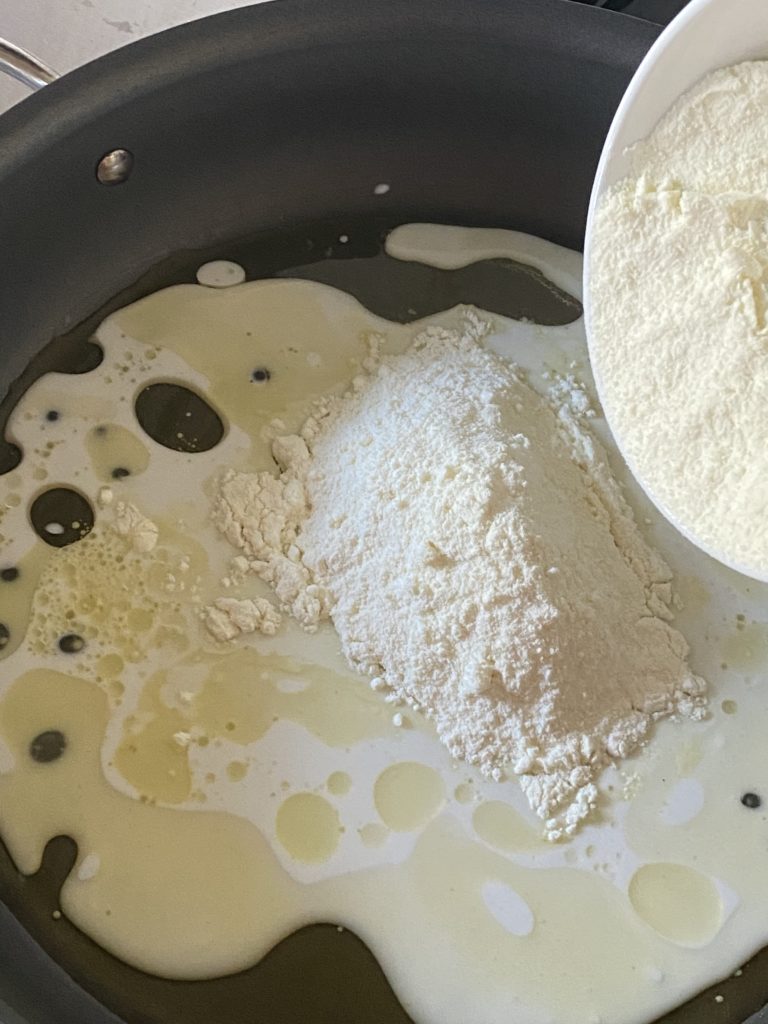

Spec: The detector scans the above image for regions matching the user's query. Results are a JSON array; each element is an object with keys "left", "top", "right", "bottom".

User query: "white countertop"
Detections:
[{"left": 0, "top": 0, "right": 267, "bottom": 115}]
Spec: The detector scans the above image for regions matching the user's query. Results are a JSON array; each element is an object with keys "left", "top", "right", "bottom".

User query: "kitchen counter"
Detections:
[{"left": 0, "top": 0, "right": 267, "bottom": 115}]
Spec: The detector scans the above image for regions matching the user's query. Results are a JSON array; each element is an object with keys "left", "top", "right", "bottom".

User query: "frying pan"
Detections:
[{"left": 0, "top": 1, "right": 765, "bottom": 1022}]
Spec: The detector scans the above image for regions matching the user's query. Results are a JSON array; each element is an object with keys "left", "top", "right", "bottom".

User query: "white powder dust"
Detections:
[
  {"left": 212, "top": 310, "right": 706, "bottom": 838},
  {"left": 590, "top": 61, "right": 768, "bottom": 574}
]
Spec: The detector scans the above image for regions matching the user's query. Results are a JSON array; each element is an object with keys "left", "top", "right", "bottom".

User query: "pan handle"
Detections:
[{"left": 0, "top": 38, "right": 58, "bottom": 91}]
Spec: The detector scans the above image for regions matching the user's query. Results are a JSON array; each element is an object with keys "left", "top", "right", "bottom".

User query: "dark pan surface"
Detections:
[{"left": 0, "top": 0, "right": 657, "bottom": 401}]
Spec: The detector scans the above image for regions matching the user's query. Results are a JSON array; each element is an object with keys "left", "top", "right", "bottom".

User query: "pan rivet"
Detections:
[{"left": 96, "top": 148, "right": 134, "bottom": 185}]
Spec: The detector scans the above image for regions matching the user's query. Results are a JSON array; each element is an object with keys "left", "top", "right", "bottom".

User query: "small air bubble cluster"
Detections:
[{"left": 24, "top": 527, "right": 203, "bottom": 674}]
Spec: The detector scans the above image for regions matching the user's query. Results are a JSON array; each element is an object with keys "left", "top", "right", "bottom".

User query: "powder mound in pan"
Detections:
[{"left": 212, "top": 308, "right": 706, "bottom": 839}]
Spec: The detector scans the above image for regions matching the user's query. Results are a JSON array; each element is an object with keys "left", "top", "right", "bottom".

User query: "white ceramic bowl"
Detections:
[{"left": 583, "top": 0, "right": 768, "bottom": 580}]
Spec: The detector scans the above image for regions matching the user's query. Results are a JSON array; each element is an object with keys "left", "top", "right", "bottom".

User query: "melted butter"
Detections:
[
  {"left": 628, "top": 863, "right": 723, "bottom": 946},
  {"left": 3, "top": 231, "right": 768, "bottom": 1024},
  {"left": 364, "top": 818, "right": 669, "bottom": 1024},
  {"left": 0, "top": 663, "right": 741, "bottom": 1024},
  {"left": 0, "top": 542, "right": 50, "bottom": 660},
  {"left": 359, "top": 823, "right": 389, "bottom": 848},
  {"left": 191, "top": 648, "right": 392, "bottom": 748},
  {"left": 374, "top": 763, "right": 444, "bottom": 832},
  {"left": 111, "top": 279, "right": 412, "bottom": 450},
  {"left": 276, "top": 793, "right": 342, "bottom": 863},
  {"left": 112, "top": 668, "right": 192, "bottom": 804},
  {"left": 97, "top": 654, "right": 124, "bottom": 679},
  {"left": 19, "top": 525, "right": 204, "bottom": 671},
  {"left": 85, "top": 423, "right": 150, "bottom": 481},
  {"left": 625, "top": 714, "right": 768, "bottom": 909},
  {"left": 227, "top": 760, "right": 249, "bottom": 782},
  {"left": 473, "top": 800, "right": 546, "bottom": 854},
  {"left": 107, "top": 643, "right": 392, "bottom": 808},
  {"left": 453, "top": 781, "right": 474, "bottom": 804},
  {"left": 0, "top": 670, "right": 307, "bottom": 979},
  {"left": 327, "top": 771, "right": 352, "bottom": 796},
  {"left": 676, "top": 574, "right": 712, "bottom": 615}
]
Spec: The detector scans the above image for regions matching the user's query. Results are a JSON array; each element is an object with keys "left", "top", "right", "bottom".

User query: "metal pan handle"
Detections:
[{"left": 0, "top": 38, "right": 58, "bottom": 91}]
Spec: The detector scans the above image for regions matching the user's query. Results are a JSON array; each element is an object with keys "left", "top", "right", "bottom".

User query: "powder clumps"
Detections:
[
  {"left": 212, "top": 308, "right": 706, "bottom": 838},
  {"left": 203, "top": 597, "right": 282, "bottom": 642},
  {"left": 590, "top": 61, "right": 768, "bottom": 573},
  {"left": 112, "top": 501, "right": 159, "bottom": 553}
]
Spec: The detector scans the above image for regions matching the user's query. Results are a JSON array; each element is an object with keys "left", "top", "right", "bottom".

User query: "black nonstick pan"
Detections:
[{"left": 0, "top": 1, "right": 766, "bottom": 1022}]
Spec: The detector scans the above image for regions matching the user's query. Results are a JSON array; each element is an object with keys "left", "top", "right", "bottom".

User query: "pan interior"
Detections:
[{"left": 0, "top": 219, "right": 766, "bottom": 1024}]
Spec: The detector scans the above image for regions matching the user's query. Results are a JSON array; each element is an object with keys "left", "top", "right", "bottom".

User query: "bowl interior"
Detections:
[
  {"left": 583, "top": 0, "right": 768, "bottom": 582},
  {"left": 589, "top": 0, "right": 768, "bottom": 197}
]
